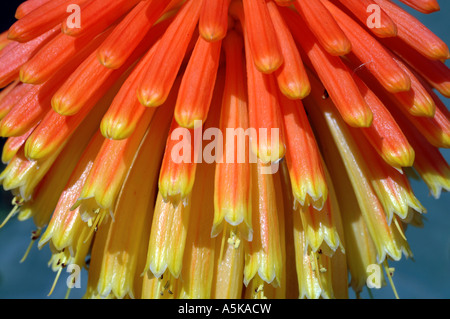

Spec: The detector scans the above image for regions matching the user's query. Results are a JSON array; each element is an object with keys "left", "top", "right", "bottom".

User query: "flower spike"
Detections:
[
  {"left": 174, "top": 35, "right": 222, "bottom": 128},
  {"left": 399, "top": 0, "right": 440, "bottom": 14},
  {"left": 0, "top": 0, "right": 448, "bottom": 300},
  {"left": 52, "top": 27, "right": 160, "bottom": 116},
  {"left": 212, "top": 31, "right": 252, "bottom": 241},
  {"left": 351, "top": 74, "right": 415, "bottom": 169},
  {"left": 178, "top": 160, "right": 216, "bottom": 299},
  {"left": 20, "top": 24, "right": 107, "bottom": 85},
  {"left": 8, "top": 0, "right": 86, "bottom": 42},
  {"left": 244, "top": 161, "right": 283, "bottom": 288},
  {"left": 0, "top": 81, "right": 30, "bottom": 120},
  {"left": 336, "top": 0, "right": 398, "bottom": 38},
  {"left": 267, "top": 1, "right": 311, "bottom": 99},
  {"left": 294, "top": 0, "right": 352, "bottom": 56},
  {"left": 382, "top": 37, "right": 450, "bottom": 98},
  {"left": 100, "top": 23, "right": 172, "bottom": 140},
  {"left": 282, "top": 7, "right": 373, "bottom": 128},
  {"left": 0, "top": 26, "right": 59, "bottom": 88},
  {"left": 61, "top": 0, "right": 141, "bottom": 37},
  {"left": 38, "top": 132, "right": 104, "bottom": 253},
  {"left": 2, "top": 127, "right": 34, "bottom": 164},
  {"left": 373, "top": 0, "right": 449, "bottom": 60},
  {"left": 138, "top": 0, "right": 203, "bottom": 107},
  {"left": 241, "top": 0, "right": 284, "bottom": 74},
  {"left": 15, "top": 0, "right": 53, "bottom": 20},
  {"left": 324, "top": 0, "right": 411, "bottom": 93},
  {"left": 94, "top": 106, "right": 171, "bottom": 299},
  {"left": 199, "top": 0, "right": 231, "bottom": 42},
  {"left": 96, "top": 0, "right": 173, "bottom": 70},
  {"left": 244, "top": 26, "right": 286, "bottom": 163},
  {"left": 24, "top": 74, "right": 124, "bottom": 160},
  {"left": 279, "top": 93, "right": 328, "bottom": 210}
]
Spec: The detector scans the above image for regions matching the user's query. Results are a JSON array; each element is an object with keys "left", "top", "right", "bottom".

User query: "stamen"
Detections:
[
  {"left": 212, "top": 225, "right": 245, "bottom": 299},
  {"left": 48, "top": 266, "right": 63, "bottom": 297},
  {"left": 64, "top": 287, "right": 72, "bottom": 300},
  {"left": 393, "top": 218, "right": 407, "bottom": 241},
  {"left": 83, "top": 209, "right": 106, "bottom": 244},
  {"left": 254, "top": 282, "right": 267, "bottom": 300},
  {"left": 157, "top": 272, "right": 174, "bottom": 297},
  {"left": 0, "top": 197, "right": 23, "bottom": 228},
  {"left": 218, "top": 226, "right": 227, "bottom": 264},
  {"left": 383, "top": 260, "right": 400, "bottom": 299},
  {"left": 227, "top": 231, "right": 241, "bottom": 249},
  {"left": 20, "top": 228, "right": 42, "bottom": 263}
]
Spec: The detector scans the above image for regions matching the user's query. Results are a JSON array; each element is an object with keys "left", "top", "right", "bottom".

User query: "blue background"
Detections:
[{"left": 0, "top": 1, "right": 448, "bottom": 299}]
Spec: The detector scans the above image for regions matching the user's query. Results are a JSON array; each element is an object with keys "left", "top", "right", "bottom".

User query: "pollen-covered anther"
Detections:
[
  {"left": 227, "top": 231, "right": 241, "bottom": 249},
  {"left": 0, "top": 196, "right": 24, "bottom": 228}
]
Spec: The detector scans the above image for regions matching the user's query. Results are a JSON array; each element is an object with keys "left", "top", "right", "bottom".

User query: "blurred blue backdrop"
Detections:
[{"left": 0, "top": 0, "right": 448, "bottom": 299}]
